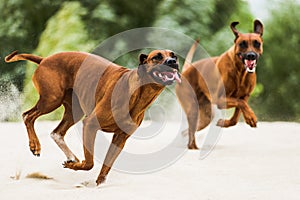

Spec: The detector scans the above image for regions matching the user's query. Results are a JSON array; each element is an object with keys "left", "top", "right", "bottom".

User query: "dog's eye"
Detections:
[
  {"left": 152, "top": 53, "right": 163, "bottom": 61},
  {"left": 253, "top": 40, "right": 261, "bottom": 48},
  {"left": 239, "top": 41, "right": 247, "bottom": 49},
  {"left": 169, "top": 52, "right": 177, "bottom": 60}
]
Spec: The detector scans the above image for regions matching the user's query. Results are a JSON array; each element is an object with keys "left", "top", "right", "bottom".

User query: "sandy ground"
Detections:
[{"left": 0, "top": 121, "right": 299, "bottom": 200}]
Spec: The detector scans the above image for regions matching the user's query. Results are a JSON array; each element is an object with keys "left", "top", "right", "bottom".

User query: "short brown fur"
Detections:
[
  {"left": 5, "top": 49, "right": 180, "bottom": 185},
  {"left": 176, "top": 20, "right": 263, "bottom": 149}
]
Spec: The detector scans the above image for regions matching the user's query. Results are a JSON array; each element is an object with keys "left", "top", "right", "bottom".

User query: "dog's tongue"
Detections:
[
  {"left": 174, "top": 72, "right": 181, "bottom": 83},
  {"left": 245, "top": 59, "right": 256, "bottom": 69},
  {"left": 244, "top": 59, "right": 257, "bottom": 73}
]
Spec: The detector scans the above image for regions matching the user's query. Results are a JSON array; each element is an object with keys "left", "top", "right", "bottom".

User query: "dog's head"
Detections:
[
  {"left": 231, "top": 19, "right": 264, "bottom": 73},
  {"left": 138, "top": 50, "right": 181, "bottom": 85}
]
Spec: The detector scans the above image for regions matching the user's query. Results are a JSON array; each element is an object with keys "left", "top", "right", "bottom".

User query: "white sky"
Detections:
[
  {"left": 247, "top": 0, "right": 269, "bottom": 20},
  {"left": 247, "top": 0, "right": 300, "bottom": 20}
]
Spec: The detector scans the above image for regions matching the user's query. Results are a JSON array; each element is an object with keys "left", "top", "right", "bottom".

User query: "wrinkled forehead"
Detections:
[
  {"left": 148, "top": 50, "right": 174, "bottom": 57},
  {"left": 236, "top": 33, "right": 263, "bottom": 43}
]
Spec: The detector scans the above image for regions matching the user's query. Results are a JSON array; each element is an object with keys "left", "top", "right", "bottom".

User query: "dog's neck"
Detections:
[
  {"left": 129, "top": 69, "right": 164, "bottom": 119},
  {"left": 132, "top": 69, "right": 165, "bottom": 96},
  {"left": 108, "top": 69, "right": 165, "bottom": 134}
]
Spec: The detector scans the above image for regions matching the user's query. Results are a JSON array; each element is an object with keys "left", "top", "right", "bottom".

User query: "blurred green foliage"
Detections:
[
  {"left": 252, "top": 0, "right": 300, "bottom": 121},
  {"left": 81, "top": 0, "right": 161, "bottom": 42},
  {"left": 22, "top": 1, "right": 95, "bottom": 120},
  {"left": 154, "top": 0, "right": 253, "bottom": 55},
  {"left": 1, "top": 0, "right": 299, "bottom": 121},
  {"left": 0, "top": 0, "right": 63, "bottom": 89}
]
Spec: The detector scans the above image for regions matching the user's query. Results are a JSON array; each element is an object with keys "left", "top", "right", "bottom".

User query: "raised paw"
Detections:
[
  {"left": 216, "top": 119, "right": 237, "bottom": 128},
  {"left": 63, "top": 160, "right": 94, "bottom": 171},
  {"left": 29, "top": 140, "right": 41, "bottom": 157}
]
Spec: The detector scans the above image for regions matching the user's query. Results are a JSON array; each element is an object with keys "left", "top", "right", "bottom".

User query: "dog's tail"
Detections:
[
  {"left": 182, "top": 38, "right": 200, "bottom": 72},
  {"left": 5, "top": 51, "right": 43, "bottom": 64}
]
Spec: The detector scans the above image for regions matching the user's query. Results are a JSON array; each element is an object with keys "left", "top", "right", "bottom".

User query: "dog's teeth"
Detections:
[
  {"left": 153, "top": 72, "right": 160, "bottom": 78},
  {"left": 158, "top": 73, "right": 162, "bottom": 78},
  {"left": 175, "top": 73, "right": 181, "bottom": 83},
  {"left": 164, "top": 74, "right": 175, "bottom": 81}
]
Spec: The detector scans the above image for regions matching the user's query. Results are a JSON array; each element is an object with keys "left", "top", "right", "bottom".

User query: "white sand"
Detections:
[{"left": 0, "top": 121, "right": 299, "bottom": 200}]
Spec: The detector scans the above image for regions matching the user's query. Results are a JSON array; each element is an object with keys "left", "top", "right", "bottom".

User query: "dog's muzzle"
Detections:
[
  {"left": 238, "top": 52, "right": 259, "bottom": 73},
  {"left": 151, "top": 58, "right": 181, "bottom": 85}
]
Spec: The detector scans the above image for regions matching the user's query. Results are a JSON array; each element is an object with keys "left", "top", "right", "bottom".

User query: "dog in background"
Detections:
[
  {"left": 5, "top": 49, "right": 181, "bottom": 185},
  {"left": 176, "top": 20, "right": 263, "bottom": 149}
]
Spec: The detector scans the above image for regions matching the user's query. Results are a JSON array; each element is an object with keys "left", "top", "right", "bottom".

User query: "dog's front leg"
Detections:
[
  {"left": 216, "top": 97, "right": 257, "bottom": 127},
  {"left": 240, "top": 103, "right": 257, "bottom": 127},
  {"left": 217, "top": 108, "right": 241, "bottom": 127},
  {"left": 238, "top": 97, "right": 257, "bottom": 127},
  {"left": 96, "top": 131, "right": 130, "bottom": 186}
]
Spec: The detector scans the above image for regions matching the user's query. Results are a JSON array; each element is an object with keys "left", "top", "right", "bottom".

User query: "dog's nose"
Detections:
[
  {"left": 245, "top": 52, "right": 257, "bottom": 60},
  {"left": 165, "top": 58, "right": 177, "bottom": 65}
]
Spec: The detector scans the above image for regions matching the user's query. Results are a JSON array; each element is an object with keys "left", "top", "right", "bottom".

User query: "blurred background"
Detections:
[{"left": 0, "top": 0, "right": 299, "bottom": 122}]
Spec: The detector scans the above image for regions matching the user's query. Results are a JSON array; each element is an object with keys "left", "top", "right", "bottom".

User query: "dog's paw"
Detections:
[
  {"left": 216, "top": 119, "right": 225, "bottom": 127},
  {"left": 244, "top": 114, "right": 257, "bottom": 127},
  {"left": 63, "top": 160, "right": 94, "bottom": 171},
  {"left": 29, "top": 140, "right": 41, "bottom": 157},
  {"left": 96, "top": 175, "right": 106, "bottom": 186},
  {"left": 242, "top": 108, "right": 257, "bottom": 127},
  {"left": 63, "top": 160, "right": 78, "bottom": 170},
  {"left": 216, "top": 119, "right": 237, "bottom": 128},
  {"left": 188, "top": 141, "right": 199, "bottom": 150},
  {"left": 64, "top": 159, "right": 77, "bottom": 165},
  {"left": 247, "top": 118, "right": 257, "bottom": 127}
]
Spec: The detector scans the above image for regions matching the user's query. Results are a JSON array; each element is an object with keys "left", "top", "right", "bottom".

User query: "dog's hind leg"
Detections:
[
  {"left": 63, "top": 114, "right": 99, "bottom": 171},
  {"left": 197, "top": 96, "right": 213, "bottom": 131},
  {"left": 51, "top": 90, "right": 84, "bottom": 163},
  {"left": 184, "top": 107, "right": 199, "bottom": 150},
  {"left": 178, "top": 97, "right": 199, "bottom": 149},
  {"left": 23, "top": 69, "right": 66, "bottom": 156},
  {"left": 22, "top": 107, "right": 42, "bottom": 156},
  {"left": 23, "top": 95, "right": 63, "bottom": 156},
  {"left": 186, "top": 95, "right": 212, "bottom": 149},
  {"left": 176, "top": 81, "right": 200, "bottom": 149}
]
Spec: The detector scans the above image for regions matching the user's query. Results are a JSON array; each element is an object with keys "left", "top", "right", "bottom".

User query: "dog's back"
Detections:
[{"left": 180, "top": 56, "right": 220, "bottom": 102}]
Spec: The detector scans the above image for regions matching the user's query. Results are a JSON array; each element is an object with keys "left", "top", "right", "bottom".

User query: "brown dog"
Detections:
[
  {"left": 176, "top": 20, "right": 263, "bottom": 149},
  {"left": 5, "top": 49, "right": 181, "bottom": 185}
]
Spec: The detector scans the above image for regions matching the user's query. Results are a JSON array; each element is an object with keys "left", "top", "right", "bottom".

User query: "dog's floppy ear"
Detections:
[
  {"left": 230, "top": 21, "right": 240, "bottom": 40},
  {"left": 254, "top": 19, "right": 263, "bottom": 36},
  {"left": 139, "top": 53, "right": 148, "bottom": 65},
  {"left": 138, "top": 54, "right": 148, "bottom": 78}
]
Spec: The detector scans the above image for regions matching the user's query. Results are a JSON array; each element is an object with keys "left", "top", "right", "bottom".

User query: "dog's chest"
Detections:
[{"left": 230, "top": 72, "right": 256, "bottom": 98}]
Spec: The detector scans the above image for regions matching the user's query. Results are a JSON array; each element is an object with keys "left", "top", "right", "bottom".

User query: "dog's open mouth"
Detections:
[
  {"left": 152, "top": 70, "right": 181, "bottom": 84},
  {"left": 244, "top": 59, "right": 257, "bottom": 73}
]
